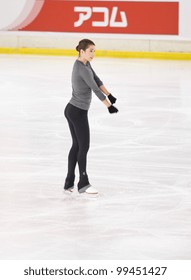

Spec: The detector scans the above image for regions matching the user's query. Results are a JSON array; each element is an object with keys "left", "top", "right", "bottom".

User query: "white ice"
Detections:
[{"left": 0, "top": 54, "right": 191, "bottom": 260}]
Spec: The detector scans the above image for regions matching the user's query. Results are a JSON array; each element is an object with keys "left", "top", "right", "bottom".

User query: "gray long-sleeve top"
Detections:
[{"left": 69, "top": 60, "right": 106, "bottom": 110}]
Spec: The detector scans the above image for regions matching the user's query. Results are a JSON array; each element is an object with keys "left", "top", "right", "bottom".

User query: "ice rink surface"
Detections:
[{"left": 0, "top": 54, "right": 191, "bottom": 260}]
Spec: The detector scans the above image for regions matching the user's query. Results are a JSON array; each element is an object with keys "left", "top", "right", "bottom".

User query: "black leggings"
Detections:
[{"left": 64, "top": 103, "right": 90, "bottom": 190}]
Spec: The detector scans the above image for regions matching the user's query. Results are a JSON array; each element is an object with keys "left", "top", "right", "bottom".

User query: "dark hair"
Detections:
[{"left": 76, "top": 39, "right": 95, "bottom": 52}]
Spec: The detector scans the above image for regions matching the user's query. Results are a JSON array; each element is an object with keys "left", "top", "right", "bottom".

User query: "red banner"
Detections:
[{"left": 21, "top": 1, "right": 179, "bottom": 35}]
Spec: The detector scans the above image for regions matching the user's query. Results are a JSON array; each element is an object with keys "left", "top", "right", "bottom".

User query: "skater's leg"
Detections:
[
  {"left": 74, "top": 113, "right": 98, "bottom": 194},
  {"left": 65, "top": 121, "right": 79, "bottom": 188},
  {"left": 73, "top": 111, "right": 90, "bottom": 190},
  {"left": 64, "top": 104, "right": 79, "bottom": 189}
]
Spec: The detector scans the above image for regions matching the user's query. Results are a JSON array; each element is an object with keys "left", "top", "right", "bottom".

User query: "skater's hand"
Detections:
[
  {"left": 108, "top": 105, "right": 118, "bottom": 114},
  {"left": 108, "top": 93, "right": 117, "bottom": 104}
]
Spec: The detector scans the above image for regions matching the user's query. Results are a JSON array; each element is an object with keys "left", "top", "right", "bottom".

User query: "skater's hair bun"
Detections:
[{"left": 76, "top": 39, "right": 95, "bottom": 53}]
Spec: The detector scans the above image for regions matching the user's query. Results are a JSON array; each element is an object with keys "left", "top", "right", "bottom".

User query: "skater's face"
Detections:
[{"left": 80, "top": 45, "right": 96, "bottom": 63}]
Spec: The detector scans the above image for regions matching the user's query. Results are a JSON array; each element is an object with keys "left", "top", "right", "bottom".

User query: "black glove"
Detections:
[
  {"left": 108, "top": 93, "right": 117, "bottom": 104},
  {"left": 108, "top": 105, "right": 118, "bottom": 114}
]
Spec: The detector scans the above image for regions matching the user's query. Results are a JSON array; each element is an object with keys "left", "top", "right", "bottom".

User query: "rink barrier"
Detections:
[{"left": 1, "top": 47, "right": 191, "bottom": 60}]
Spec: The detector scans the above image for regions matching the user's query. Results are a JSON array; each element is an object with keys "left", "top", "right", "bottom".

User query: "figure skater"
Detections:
[{"left": 64, "top": 39, "right": 118, "bottom": 194}]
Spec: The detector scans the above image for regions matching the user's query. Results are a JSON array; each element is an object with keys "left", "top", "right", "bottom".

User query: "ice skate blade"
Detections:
[{"left": 78, "top": 192, "right": 99, "bottom": 199}]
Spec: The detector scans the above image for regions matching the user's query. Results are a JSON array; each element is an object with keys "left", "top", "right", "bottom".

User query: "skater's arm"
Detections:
[
  {"left": 88, "top": 62, "right": 114, "bottom": 99},
  {"left": 89, "top": 63, "right": 110, "bottom": 96}
]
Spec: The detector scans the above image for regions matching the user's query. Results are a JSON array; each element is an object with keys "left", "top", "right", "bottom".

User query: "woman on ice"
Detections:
[{"left": 64, "top": 39, "right": 118, "bottom": 195}]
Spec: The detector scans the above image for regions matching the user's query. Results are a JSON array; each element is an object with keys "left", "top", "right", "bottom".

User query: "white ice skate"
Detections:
[{"left": 78, "top": 185, "right": 98, "bottom": 195}]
